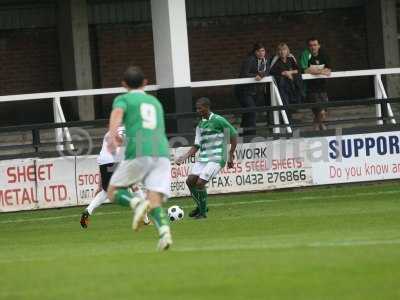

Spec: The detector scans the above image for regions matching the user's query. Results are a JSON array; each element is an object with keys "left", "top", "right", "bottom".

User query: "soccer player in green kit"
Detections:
[
  {"left": 107, "top": 66, "right": 172, "bottom": 251},
  {"left": 176, "top": 97, "right": 238, "bottom": 219}
]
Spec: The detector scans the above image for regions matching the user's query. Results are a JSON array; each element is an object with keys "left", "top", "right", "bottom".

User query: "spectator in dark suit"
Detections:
[{"left": 236, "top": 43, "right": 269, "bottom": 138}]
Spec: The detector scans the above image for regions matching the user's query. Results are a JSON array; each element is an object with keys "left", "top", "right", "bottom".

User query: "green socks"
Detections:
[
  {"left": 188, "top": 185, "right": 208, "bottom": 216},
  {"left": 114, "top": 189, "right": 170, "bottom": 240},
  {"left": 113, "top": 188, "right": 142, "bottom": 208},
  {"left": 189, "top": 186, "right": 200, "bottom": 208},
  {"left": 149, "top": 207, "right": 170, "bottom": 235},
  {"left": 114, "top": 188, "right": 134, "bottom": 207},
  {"left": 196, "top": 188, "right": 208, "bottom": 216}
]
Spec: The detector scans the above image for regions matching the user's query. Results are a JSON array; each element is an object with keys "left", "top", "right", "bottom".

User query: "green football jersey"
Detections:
[
  {"left": 195, "top": 113, "right": 237, "bottom": 167},
  {"left": 112, "top": 90, "right": 169, "bottom": 159}
]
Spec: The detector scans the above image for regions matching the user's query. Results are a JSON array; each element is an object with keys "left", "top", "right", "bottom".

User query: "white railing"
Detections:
[
  {"left": 0, "top": 68, "right": 399, "bottom": 144},
  {"left": 0, "top": 85, "right": 159, "bottom": 150},
  {"left": 191, "top": 68, "right": 400, "bottom": 134}
]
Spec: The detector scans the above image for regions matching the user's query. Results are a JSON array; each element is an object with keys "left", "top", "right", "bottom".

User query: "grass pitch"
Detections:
[{"left": 1, "top": 182, "right": 400, "bottom": 300}]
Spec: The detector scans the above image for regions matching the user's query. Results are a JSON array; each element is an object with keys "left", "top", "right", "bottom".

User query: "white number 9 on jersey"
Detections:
[{"left": 140, "top": 103, "right": 157, "bottom": 130}]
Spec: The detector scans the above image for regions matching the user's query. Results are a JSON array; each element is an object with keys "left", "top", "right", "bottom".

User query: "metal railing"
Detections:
[
  {"left": 0, "top": 67, "right": 399, "bottom": 149},
  {"left": 190, "top": 68, "right": 400, "bottom": 133},
  {"left": 1, "top": 98, "right": 400, "bottom": 161}
]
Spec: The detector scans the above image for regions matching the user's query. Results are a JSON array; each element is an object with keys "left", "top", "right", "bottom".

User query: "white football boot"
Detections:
[
  {"left": 132, "top": 199, "right": 150, "bottom": 231},
  {"left": 157, "top": 225, "right": 173, "bottom": 251}
]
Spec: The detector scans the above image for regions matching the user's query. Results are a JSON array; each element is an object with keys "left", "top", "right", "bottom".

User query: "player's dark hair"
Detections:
[
  {"left": 123, "top": 66, "right": 145, "bottom": 89},
  {"left": 307, "top": 37, "right": 319, "bottom": 44},
  {"left": 250, "top": 42, "right": 265, "bottom": 55},
  {"left": 196, "top": 97, "right": 211, "bottom": 108}
]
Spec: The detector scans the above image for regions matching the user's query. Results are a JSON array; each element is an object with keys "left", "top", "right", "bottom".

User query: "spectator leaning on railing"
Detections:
[
  {"left": 235, "top": 43, "right": 269, "bottom": 139},
  {"left": 270, "top": 43, "right": 304, "bottom": 107},
  {"left": 299, "top": 37, "right": 331, "bottom": 131}
]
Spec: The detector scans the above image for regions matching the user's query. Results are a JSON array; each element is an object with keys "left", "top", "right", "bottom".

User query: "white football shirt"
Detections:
[{"left": 97, "top": 127, "right": 125, "bottom": 165}]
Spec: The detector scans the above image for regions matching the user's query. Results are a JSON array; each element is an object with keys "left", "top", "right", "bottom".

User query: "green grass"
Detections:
[{"left": 1, "top": 182, "right": 400, "bottom": 300}]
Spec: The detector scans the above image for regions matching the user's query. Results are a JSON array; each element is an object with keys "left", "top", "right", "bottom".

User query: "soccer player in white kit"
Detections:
[{"left": 80, "top": 127, "right": 150, "bottom": 228}]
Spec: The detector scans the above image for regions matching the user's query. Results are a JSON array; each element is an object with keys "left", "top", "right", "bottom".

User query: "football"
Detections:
[{"left": 167, "top": 205, "right": 184, "bottom": 222}]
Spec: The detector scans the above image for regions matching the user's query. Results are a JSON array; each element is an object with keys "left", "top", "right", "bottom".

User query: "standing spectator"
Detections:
[
  {"left": 270, "top": 43, "right": 304, "bottom": 106},
  {"left": 299, "top": 37, "right": 331, "bottom": 130},
  {"left": 236, "top": 43, "right": 269, "bottom": 138}
]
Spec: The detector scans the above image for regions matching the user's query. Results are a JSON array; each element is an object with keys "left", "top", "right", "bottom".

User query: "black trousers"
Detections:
[
  {"left": 99, "top": 163, "right": 116, "bottom": 191},
  {"left": 238, "top": 93, "right": 257, "bottom": 137}
]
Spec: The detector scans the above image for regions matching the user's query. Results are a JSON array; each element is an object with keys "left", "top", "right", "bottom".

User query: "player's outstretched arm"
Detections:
[
  {"left": 176, "top": 126, "right": 201, "bottom": 165},
  {"left": 175, "top": 146, "right": 199, "bottom": 165},
  {"left": 108, "top": 108, "right": 124, "bottom": 152},
  {"left": 228, "top": 135, "right": 238, "bottom": 169},
  {"left": 218, "top": 116, "right": 238, "bottom": 169}
]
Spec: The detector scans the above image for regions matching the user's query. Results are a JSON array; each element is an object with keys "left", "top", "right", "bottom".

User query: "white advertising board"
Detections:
[
  {"left": 171, "top": 140, "right": 313, "bottom": 197},
  {"left": 311, "top": 131, "right": 400, "bottom": 185},
  {"left": 1, "top": 131, "right": 400, "bottom": 212},
  {"left": 0, "top": 158, "right": 38, "bottom": 212},
  {"left": 35, "top": 157, "right": 77, "bottom": 209},
  {"left": 75, "top": 155, "right": 102, "bottom": 206}
]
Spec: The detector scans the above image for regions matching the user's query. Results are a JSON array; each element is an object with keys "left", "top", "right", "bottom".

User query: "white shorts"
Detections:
[
  {"left": 109, "top": 157, "right": 171, "bottom": 197},
  {"left": 190, "top": 161, "right": 222, "bottom": 181}
]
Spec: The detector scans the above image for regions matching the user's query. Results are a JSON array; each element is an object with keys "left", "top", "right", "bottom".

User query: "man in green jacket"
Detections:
[{"left": 299, "top": 37, "right": 332, "bottom": 131}]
